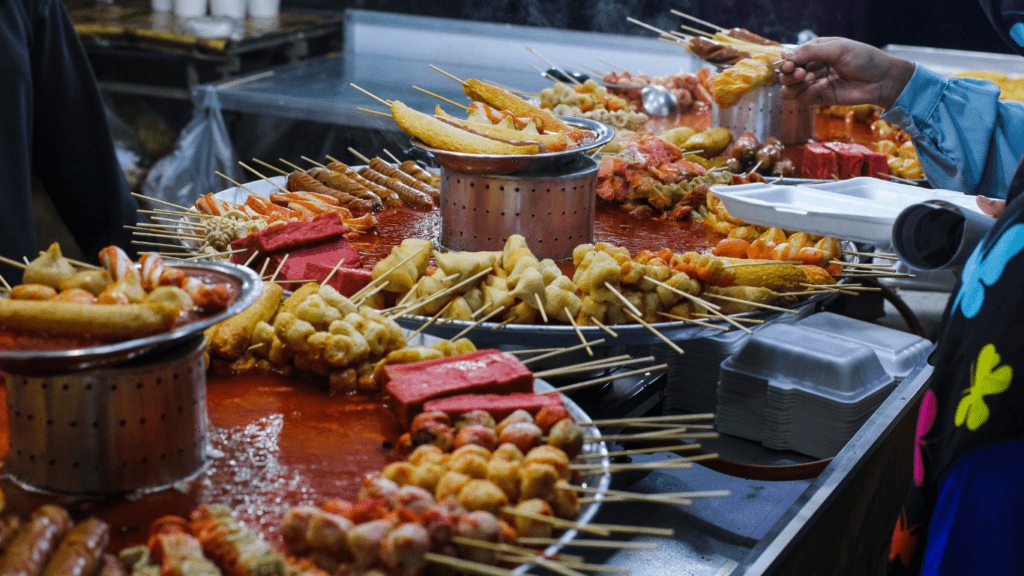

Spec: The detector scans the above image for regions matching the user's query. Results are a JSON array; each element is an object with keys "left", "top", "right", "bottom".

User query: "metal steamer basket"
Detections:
[
  {"left": 439, "top": 156, "right": 597, "bottom": 260},
  {"left": 713, "top": 83, "right": 815, "bottom": 145},
  {"left": 5, "top": 336, "right": 208, "bottom": 494}
]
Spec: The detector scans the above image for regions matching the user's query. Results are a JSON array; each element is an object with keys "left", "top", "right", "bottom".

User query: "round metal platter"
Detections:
[
  {"left": 395, "top": 295, "right": 830, "bottom": 348},
  {"left": 410, "top": 116, "right": 614, "bottom": 176},
  {"left": 0, "top": 261, "right": 262, "bottom": 374}
]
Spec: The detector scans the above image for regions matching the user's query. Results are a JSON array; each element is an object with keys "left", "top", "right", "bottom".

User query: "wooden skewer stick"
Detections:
[
  {"left": 413, "top": 86, "right": 470, "bottom": 111},
  {"left": 800, "top": 282, "right": 882, "bottom": 292},
  {"left": 139, "top": 208, "right": 211, "bottom": 219},
  {"left": 603, "top": 282, "right": 641, "bottom": 317},
  {"left": 451, "top": 306, "right": 505, "bottom": 341},
  {"left": 0, "top": 255, "right": 28, "bottom": 269},
  {"left": 574, "top": 461, "right": 694, "bottom": 473},
  {"left": 215, "top": 170, "right": 261, "bottom": 196},
  {"left": 350, "top": 246, "right": 428, "bottom": 301},
  {"left": 643, "top": 276, "right": 721, "bottom": 310},
  {"left": 495, "top": 556, "right": 629, "bottom": 575},
  {"left": 586, "top": 413, "right": 715, "bottom": 425},
  {"left": 357, "top": 107, "right": 393, "bottom": 119},
  {"left": 21, "top": 256, "right": 30, "bottom": 267},
  {"left": 658, "top": 36, "right": 689, "bottom": 48},
  {"left": 453, "top": 538, "right": 585, "bottom": 566},
  {"left": 0, "top": 273, "right": 12, "bottom": 292},
  {"left": 563, "top": 307, "right": 593, "bottom": 357},
  {"left": 517, "top": 538, "right": 658, "bottom": 551},
  {"left": 835, "top": 271, "right": 915, "bottom": 278},
  {"left": 508, "top": 346, "right": 563, "bottom": 355},
  {"left": 424, "top": 552, "right": 515, "bottom": 576},
  {"left": 568, "top": 484, "right": 728, "bottom": 501},
  {"left": 259, "top": 258, "right": 271, "bottom": 278},
  {"left": 583, "top": 427, "right": 716, "bottom": 442},
  {"left": 428, "top": 64, "right": 466, "bottom": 84},
  {"left": 319, "top": 256, "right": 351, "bottom": 289},
  {"left": 382, "top": 149, "right": 402, "bottom": 164},
  {"left": 128, "top": 226, "right": 203, "bottom": 238},
  {"left": 579, "top": 63, "right": 608, "bottom": 76},
  {"left": 243, "top": 251, "right": 260, "bottom": 267},
  {"left": 524, "top": 44, "right": 580, "bottom": 86},
  {"left": 278, "top": 158, "right": 310, "bottom": 173},
  {"left": 500, "top": 507, "right": 610, "bottom": 536},
  {"left": 534, "top": 356, "right": 652, "bottom": 379},
  {"left": 520, "top": 339, "right": 607, "bottom": 366},
  {"left": 589, "top": 316, "right": 619, "bottom": 338},
  {"left": 148, "top": 216, "right": 206, "bottom": 227},
  {"left": 239, "top": 161, "right": 291, "bottom": 194},
  {"left": 597, "top": 58, "right": 628, "bottom": 72},
  {"left": 65, "top": 258, "right": 102, "bottom": 271},
  {"left": 541, "top": 364, "right": 668, "bottom": 395},
  {"left": 349, "top": 83, "right": 392, "bottom": 106},
  {"left": 131, "top": 240, "right": 188, "bottom": 251},
  {"left": 657, "top": 311, "right": 730, "bottom": 331},
  {"left": 390, "top": 268, "right": 492, "bottom": 318},
  {"left": 702, "top": 293, "right": 801, "bottom": 314},
  {"left": 407, "top": 300, "right": 454, "bottom": 341},
  {"left": 626, "top": 310, "right": 686, "bottom": 355},
  {"left": 268, "top": 253, "right": 289, "bottom": 283},
  {"left": 669, "top": 9, "right": 725, "bottom": 31},
  {"left": 576, "top": 443, "right": 701, "bottom": 459},
  {"left": 527, "top": 62, "right": 559, "bottom": 82},
  {"left": 137, "top": 222, "right": 203, "bottom": 232},
  {"left": 249, "top": 157, "right": 289, "bottom": 176},
  {"left": 835, "top": 261, "right": 895, "bottom": 272},
  {"left": 492, "top": 316, "right": 517, "bottom": 330},
  {"left": 129, "top": 192, "right": 193, "bottom": 213},
  {"left": 878, "top": 172, "right": 920, "bottom": 185},
  {"left": 182, "top": 248, "right": 246, "bottom": 261},
  {"left": 679, "top": 23, "right": 714, "bottom": 37},
  {"left": 533, "top": 293, "right": 549, "bottom": 323},
  {"left": 843, "top": 249, "right": 900, "bottom": 261},
  {"left": 626, "top": 17, "right": 676, "bottom": 39},
  {"left": 573, "top": 453, "right": 719, "bottom": 471},
  {"left": 347, "top": 148, "right": 373, "bottom": 164},
  {"left": 694, "top": 312, "right": 765, "bottom": 324}
]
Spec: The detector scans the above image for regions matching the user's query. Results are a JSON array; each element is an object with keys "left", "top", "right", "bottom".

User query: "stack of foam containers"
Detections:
[
  {"left": 716, "top": 313, "right": 932, "bottom": 459},
  {"left": 662, "top": 330, "right": 752, "bottom": 414}
]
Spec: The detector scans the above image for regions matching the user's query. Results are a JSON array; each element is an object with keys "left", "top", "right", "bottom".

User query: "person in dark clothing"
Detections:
[
  {"left": 778, "top": 3, "right": 1024, "bottom": 574},
  {"left": 0, "top": 0, "right": 137, "bottom": 283}
]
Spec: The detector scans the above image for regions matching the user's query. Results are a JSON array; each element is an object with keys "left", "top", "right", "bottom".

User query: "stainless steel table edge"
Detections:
[{"left": 739, "top": 350, "right": 935, "bottom": 575}]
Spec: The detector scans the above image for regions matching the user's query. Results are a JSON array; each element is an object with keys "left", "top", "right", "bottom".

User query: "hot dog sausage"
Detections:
[
  {"left": 358, "top": 167, "right": 435, "bottom": 209},
  {"left": 286, "top": 172, "right": 374, "bottom": 214},
  {"left": 399, "top": 161, "right": 435, "bottom": 185},
  {"left": 686, "top": 37, "right": 748, "bottom": 65},
  {"left": 325, "top": 162, "right": 402, "bottom": 206},
  {"left": 307, "top": 168, "right": 383, "bottom": 208},
  {"left": 725, "top": 28, "right": 781, "bottom": 46},
  {"left": 368, "top": 158, "right": 441, "bottom": 202},
  {"left": 40, "top": 518, "right": 109, "bottom": 576},
  {"left": 731, "top": 132, "right": 760, "bottom": 163},
  {"left": 0, "top": 505, "right": 72, "bottom": 576}
]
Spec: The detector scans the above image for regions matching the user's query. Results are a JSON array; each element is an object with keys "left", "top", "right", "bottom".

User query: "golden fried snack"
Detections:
[
  {"left": 703, "top": 285, "right": 780, "bottom": 314},
  {"left": 680, "top": 127, "right": 734, "bottom": 157},
  {"left": 209, "top": 282, "right": 284, "bottom": 360},
  {"left": 0, "top": 300, "right": 179, "bottom": 341},
  {"left": 391, "top": 101, "right": 538, "bottom": 155},
  {"left": 279, "top": 283, "right": 320, "bottom": 317},
  {"left": 722, "top": 258, "right": 807, "bottom": 292},
  {"left": 711, "top": 57, "right": 776, "bottom": 108},
  {"left": 462, "top": 78, "right": 572, "bottom": 136},
  {"left": 657, "top": 126, "right": 697, "bottom": 148},
  {"left": 435, "top": 107, "right": 569, "bottom": 152}
]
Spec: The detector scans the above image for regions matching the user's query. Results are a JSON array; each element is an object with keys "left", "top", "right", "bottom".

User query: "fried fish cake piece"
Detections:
[{"left": 391, "top": 101, "right": 537, "bottom": 155}]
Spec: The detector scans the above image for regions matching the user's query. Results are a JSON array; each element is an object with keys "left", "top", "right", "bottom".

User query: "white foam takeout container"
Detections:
[{"left": 711, "top": 177, "right": 986, "bottom": 244}]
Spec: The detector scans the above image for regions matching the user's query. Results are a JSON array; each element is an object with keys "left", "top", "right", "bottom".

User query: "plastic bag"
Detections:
[{"left": 142, "top": 87, "right": 237, "bottom": 208}]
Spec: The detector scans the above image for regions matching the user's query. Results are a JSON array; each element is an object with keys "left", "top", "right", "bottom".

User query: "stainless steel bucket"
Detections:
[
  {"left": 439, "top": 156, "right": 598, "bottom": 260},
  {"left": 4, "top": 335, "right": 208, "bottom": 494},
  {"left": 713, "top": 83, "right": 816, "bottom": 144}
]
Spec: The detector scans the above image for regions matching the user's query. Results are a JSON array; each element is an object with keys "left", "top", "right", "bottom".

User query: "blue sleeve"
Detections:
[
  {"left": 920, "top": 438, "right": 1024, "bottom": 576},
  {"left": 881, "top": 65, "right": 1024, "bottom": 199}
]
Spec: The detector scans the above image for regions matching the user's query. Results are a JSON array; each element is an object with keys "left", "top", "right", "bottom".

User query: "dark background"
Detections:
[{"left": 281, "top": 0, "right": 1013, "bottom": 54}]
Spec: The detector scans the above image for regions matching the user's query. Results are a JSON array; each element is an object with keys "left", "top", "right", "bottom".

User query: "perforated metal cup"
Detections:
[
  {"left": 4, "top": 336, "right": 208, "bottom": 495},
  {"left": 439, "top": 156, "right": 598, "bottom": 260},
  {"left": 713, "top": 83, "right": 815, "bottom": 144}
]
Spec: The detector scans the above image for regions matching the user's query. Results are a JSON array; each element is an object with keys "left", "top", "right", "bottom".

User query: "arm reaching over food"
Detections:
[{"left": 780, "top": 37, "right": 1024, "bottom": 197}]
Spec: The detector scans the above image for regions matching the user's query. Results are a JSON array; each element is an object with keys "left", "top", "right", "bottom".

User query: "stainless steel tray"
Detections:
[
  {"left": 410, "top": 116, "right": 614, "bottom": 175},
  {"left": 0, "top": 261, "right": 262, "bottom": 374}
]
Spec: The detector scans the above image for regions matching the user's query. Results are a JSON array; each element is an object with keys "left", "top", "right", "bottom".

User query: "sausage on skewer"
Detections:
[
  {"left": 40, "top": 517, "right": 110, "bottom": 576},
  {"left": 0, "top": 504, "right": 73, "bottom": 576},
  {"left": 287, "top": 171, "right": 374, "bottom": 214},
  {"left": 368, "top": 159, "right": 440, "bottom": 203},
  {"left": 326, "top": 162, "right": 402, "bottom": 206},
  {"left": 357, "top": 167, "right": 435, "bottom": 209},
  {"left": 307, "top": 168, "right": 383, "bottom": 208},
  {"left": 398, "top": 161, "right": 434, "bottom": 186}
]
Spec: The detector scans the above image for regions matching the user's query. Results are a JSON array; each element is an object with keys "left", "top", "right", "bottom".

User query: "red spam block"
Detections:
[
  {"left": 385, "top": 350, "right": 534, "bottom": 427},
  {"left": 303, "top": 262, "right": 372, "bottom": 297},
  {"left": 843, "top": 143, "right": 889, "bottom": 178},
  {"left": 802, "top": 144, "right": 838, "bottom": 180},
  {"left": 255, "top": 213, "right": 349, "bottom": 254},
  {"left": 822, "top": 142, "right": 864, "bottom": 179},
  {"left": 266, "top": 235, "right": 361, "bottom": 281},
  {"left": 423, "top": 392, "right": 563, "bottom": 422}
]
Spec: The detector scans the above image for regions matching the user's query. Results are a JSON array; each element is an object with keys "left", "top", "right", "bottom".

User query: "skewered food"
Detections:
[
  {"left": 391, "top": 101, "right": 539, "bottom": 155},
  {"left": 710, "top": 57, "right": 776, "bottom": 108},
  {"left": 540, "top": 81, "right": 649, "bottom": 130}
]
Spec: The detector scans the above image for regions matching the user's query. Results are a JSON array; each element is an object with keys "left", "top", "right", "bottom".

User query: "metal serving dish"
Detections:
[
  {"left": 410, "top": 116, "right": 614, "bottom": 176},
  {"left": 0, "top": 261, "right": 262, "bottom": 374}
]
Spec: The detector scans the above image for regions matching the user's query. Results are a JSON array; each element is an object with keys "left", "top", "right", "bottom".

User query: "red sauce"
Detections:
[
  {"left": 0, "top": 372, "right": 403, "bottom": 551},
  {"left": 0, "top": 329, "right": 102, "bottom": 351}
]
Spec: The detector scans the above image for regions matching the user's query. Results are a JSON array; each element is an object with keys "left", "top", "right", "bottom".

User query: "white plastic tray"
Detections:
[{"left": 711, "top": 177, "right": 986, "bottom": 243}]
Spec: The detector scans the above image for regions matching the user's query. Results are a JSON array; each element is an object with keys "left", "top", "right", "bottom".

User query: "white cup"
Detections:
[
  {"left": 174, "top": 0, "right": 207, "bottom": 17},
  {"left": 210, "top": 0, "right": 245, "bottom": 18},
  {"left": 248, "top": 0, "right": 279, "bottom": 18},
  {"left": 152, "top": 0, "right": 173, "bottom": 12}
]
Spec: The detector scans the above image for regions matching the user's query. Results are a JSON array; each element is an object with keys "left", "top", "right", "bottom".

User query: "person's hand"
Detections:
[
  {"left": 777, "top": 37, "right": 915, "bottom": 109},
  {"left": 976, "top": 195, "right": 1006, "bottom": 218}
]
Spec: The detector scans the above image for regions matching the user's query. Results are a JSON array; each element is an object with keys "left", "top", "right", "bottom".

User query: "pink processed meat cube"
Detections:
[
  {"left": 423, "top": 392, "right": 563, "bottom": 421},
  {"left": 303, "top": 262, "right": 372, "bottom": 297},
  {"left": 802, "top": 144, "right": 838, "bottom": 180},
  {"left": 843, "top": 143, "right": 889, "bottom": 178},
  {"left": 265, "top": 235, "right": 360, "bottom": 280},
  {"left": 255, "top": 213, "right": 349, "bottom": 253},
  {"left": 822, "top": 142, "right": 864, "bottom": 179},
  {"left": 385, "top": 350, "right": 534, "bottom": 426}
]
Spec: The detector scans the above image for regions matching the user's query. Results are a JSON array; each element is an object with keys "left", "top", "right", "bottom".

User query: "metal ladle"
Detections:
[{"left": 640, "top": 85, "right": 678, "bottom": 117}]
